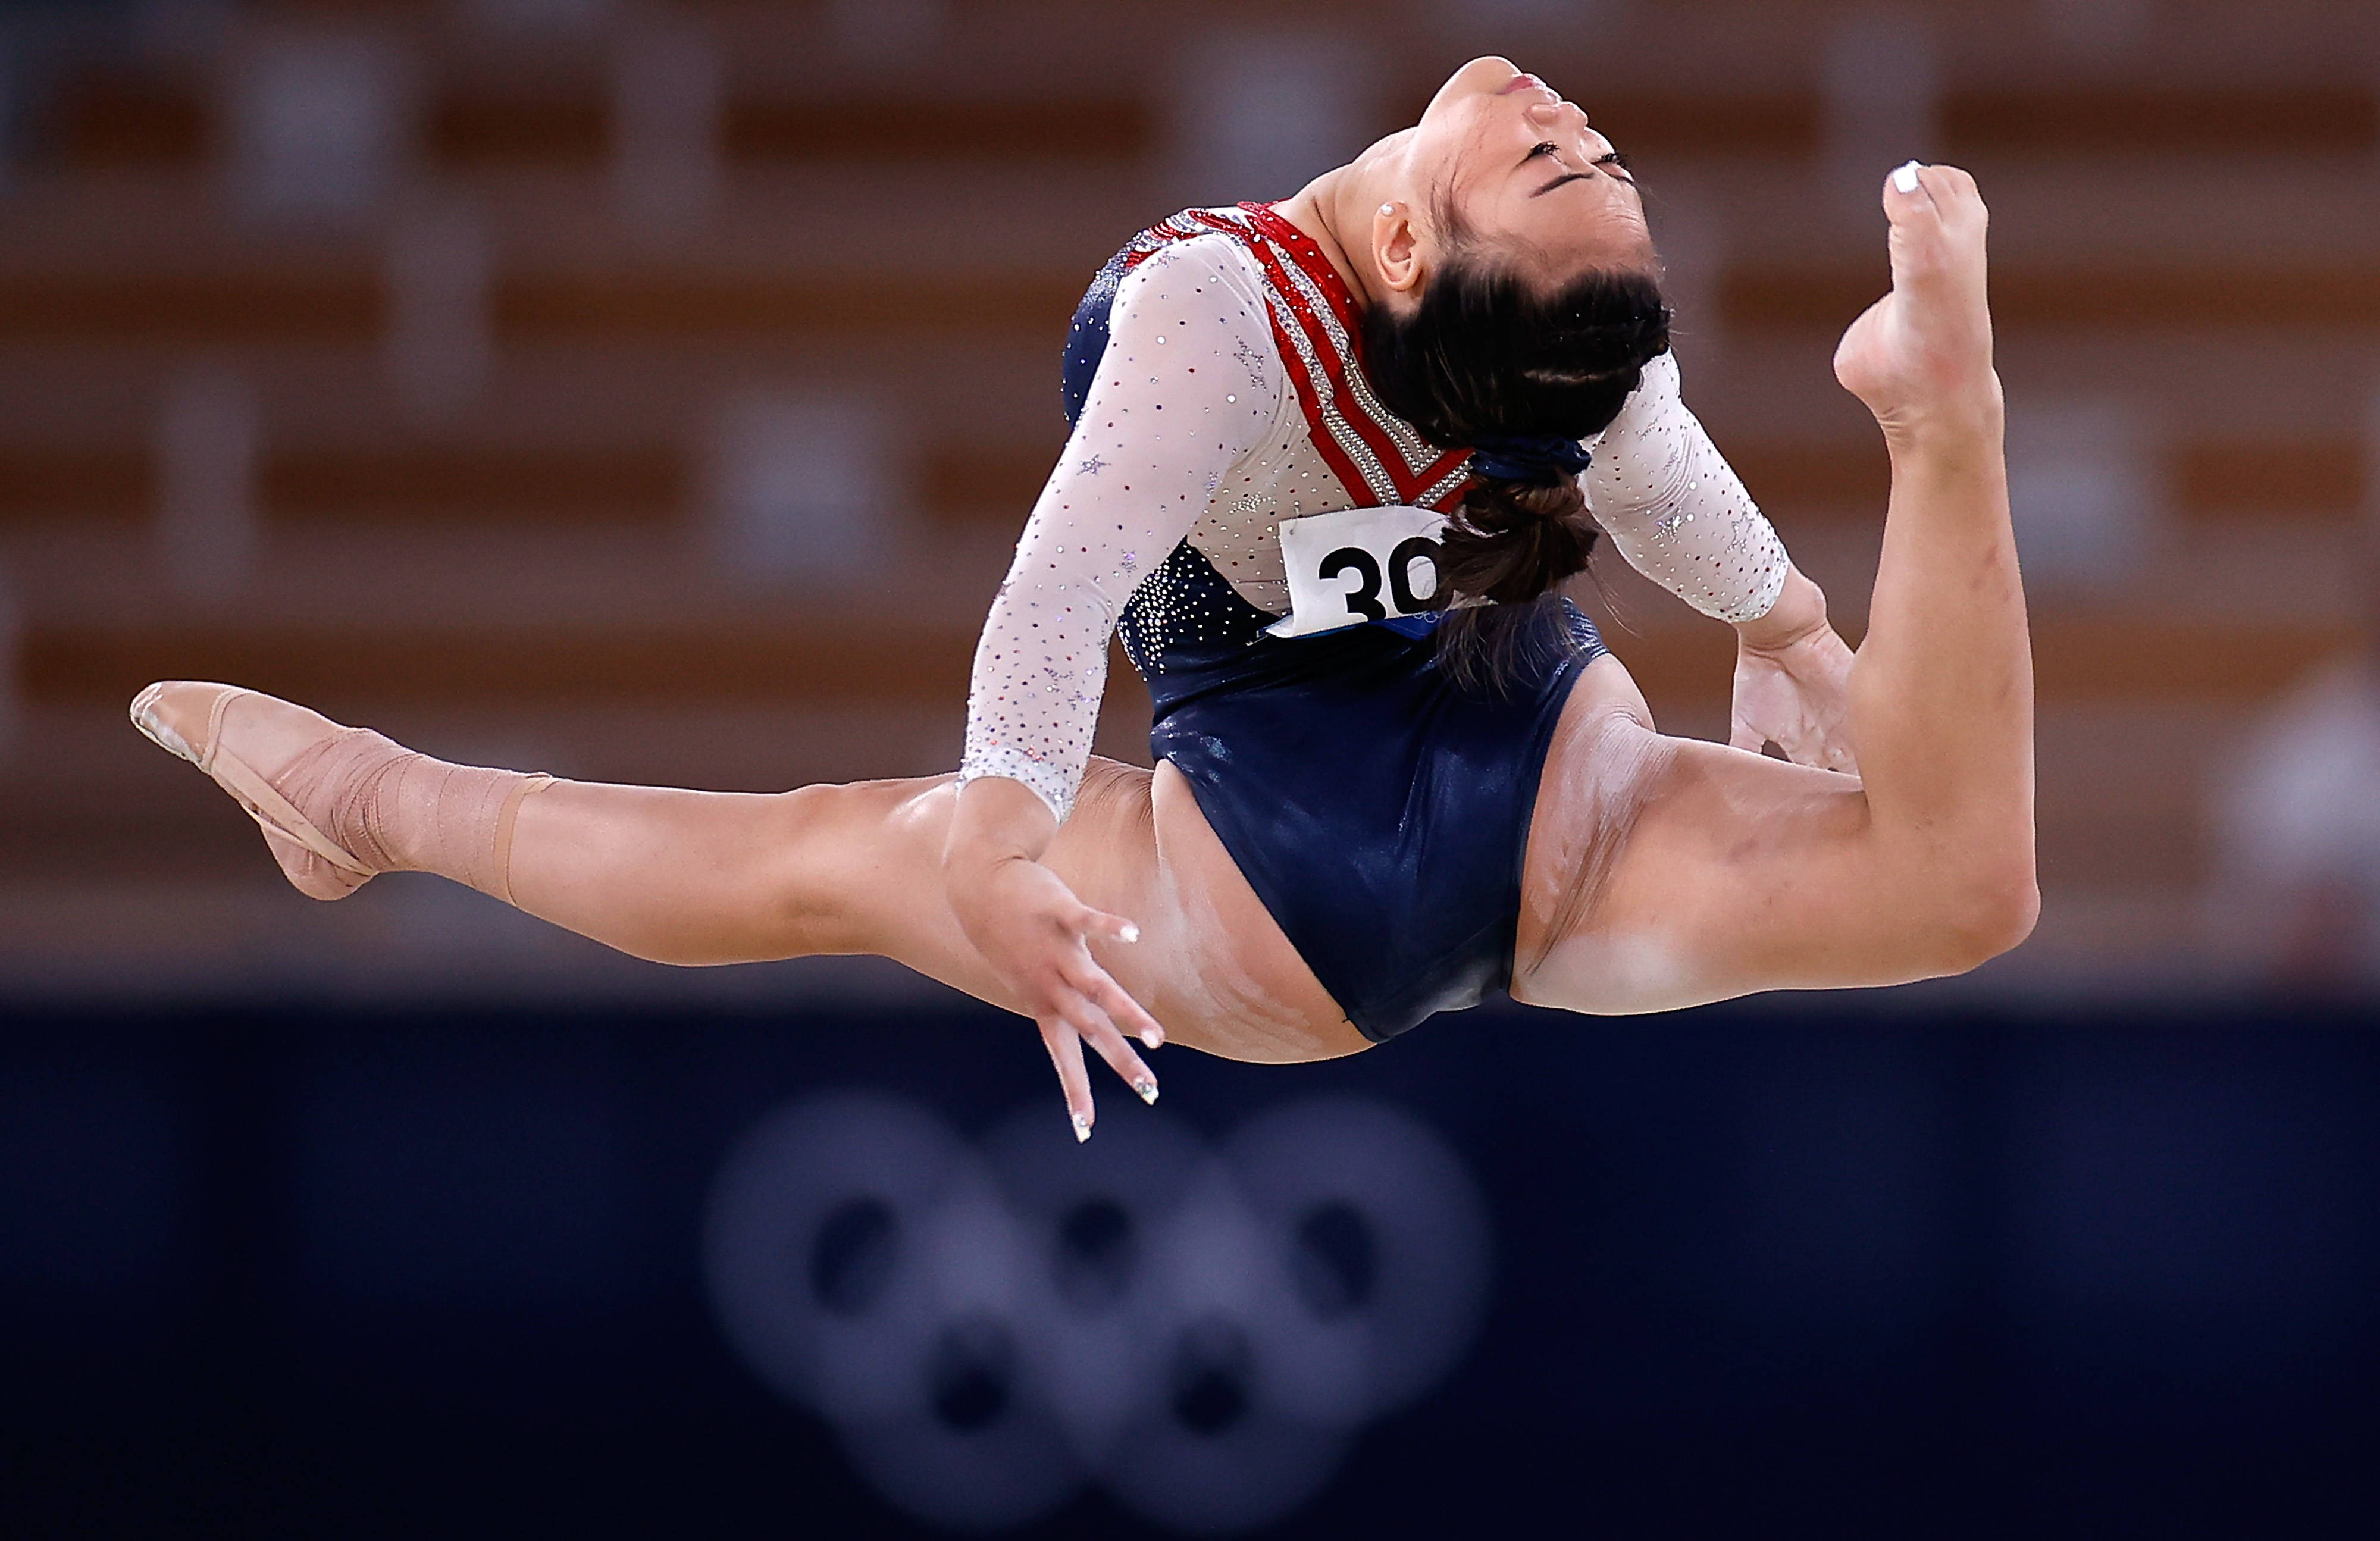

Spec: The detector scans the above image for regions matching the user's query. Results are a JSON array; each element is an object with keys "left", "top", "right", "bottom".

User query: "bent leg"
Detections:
[{"left": 1517, "top": 164, "right": 2035, "bottom": 1013}]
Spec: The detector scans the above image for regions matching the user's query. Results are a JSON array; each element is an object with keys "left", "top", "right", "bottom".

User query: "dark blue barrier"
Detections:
[{"left": 2, "top": 989, "right": 2376, "bottom": 1536}]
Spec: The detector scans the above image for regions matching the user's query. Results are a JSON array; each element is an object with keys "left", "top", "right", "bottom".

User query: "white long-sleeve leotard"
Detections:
[{"left": 959, "top": 231, "right": 1788, "bottom": 822}]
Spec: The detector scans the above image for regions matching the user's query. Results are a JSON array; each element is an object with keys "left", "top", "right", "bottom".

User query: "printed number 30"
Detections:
[{"left": 1320, "top": 537, "right": 1442, "bottom": 622}]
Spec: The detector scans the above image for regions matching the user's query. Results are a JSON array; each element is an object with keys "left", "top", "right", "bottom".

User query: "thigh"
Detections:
[
  {"left": 835, "top": 760, "right": 1366, "bottom": 1064},
  {"left": 1511, "top": 654, "right": 1680, "bottom": 1013},
  {"left": 1514, "top": 657, "right": 1936, "bottom": 1016}
]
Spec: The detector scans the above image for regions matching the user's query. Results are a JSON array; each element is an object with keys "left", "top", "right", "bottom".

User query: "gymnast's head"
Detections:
[
  {"left": 1338, "top": 57, "right": 1671, "bottom": 655},
  {"left": 1364, "top": 56, "right": 1654, "bottom": 286}
]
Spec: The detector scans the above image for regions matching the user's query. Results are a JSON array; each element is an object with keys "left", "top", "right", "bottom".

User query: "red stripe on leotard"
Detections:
[
  {"left": 1119, "top": 206, "right": 1474, "bottom": 516},
  {"left": 1234, "top": 204, "right": 1473, "bottom": 509}
]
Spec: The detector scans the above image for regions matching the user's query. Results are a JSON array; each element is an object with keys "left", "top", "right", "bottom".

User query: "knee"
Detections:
[
  {"left": 1915, "top": 841, "right": 2040, "bottom": 975},
  {"left": 760, "top": 779, "right": 944, "bottom": 953},
  {"left": 754, "top": 783, "right": 872, "bottom": 951}
]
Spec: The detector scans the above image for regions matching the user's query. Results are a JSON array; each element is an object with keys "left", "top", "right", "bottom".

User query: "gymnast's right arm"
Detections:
[{"left": 941, "top": 243, "right": 1282, "bottom": 1123}]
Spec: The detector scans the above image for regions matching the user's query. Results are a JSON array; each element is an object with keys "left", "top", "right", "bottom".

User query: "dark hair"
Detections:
[{"left": 1359, "top": 257, "right": 1671, "bottom": 687}]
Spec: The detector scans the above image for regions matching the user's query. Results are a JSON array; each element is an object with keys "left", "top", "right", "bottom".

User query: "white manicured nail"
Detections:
[
  {"left": 1072, "top": 1111, "right": 1092, "bottom": 1144},
  {"left": 1141, "top": 1026, "right": 1164, "bottom": 1050},
  {"left": 1133, "top": 1078, "right": 1159, "bottom": 1106},
  {"left": 1892, "top": 161, "right": 1922, "bottom": 194}
]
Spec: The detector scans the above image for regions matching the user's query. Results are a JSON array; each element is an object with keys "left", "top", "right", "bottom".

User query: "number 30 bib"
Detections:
[{"left": 1264, "top": 504, "right": 1452, "bottom": 640}]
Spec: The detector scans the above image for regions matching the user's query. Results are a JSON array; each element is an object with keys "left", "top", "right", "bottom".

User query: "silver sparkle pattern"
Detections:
[
  {"left": 1580, "top": 352, "right": 1788, "bottom": 625},
  {"left": 957, "top": 221, "right": 1792, "bottom": 823}
]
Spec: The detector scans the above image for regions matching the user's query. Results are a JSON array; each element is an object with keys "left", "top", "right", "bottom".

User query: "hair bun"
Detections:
[
  {"left": 1358, "top": 259, "right": 1670, "bottom": 687},
  {"left": 1439, "top": 475, "right": 1595, "bottom": 607}
]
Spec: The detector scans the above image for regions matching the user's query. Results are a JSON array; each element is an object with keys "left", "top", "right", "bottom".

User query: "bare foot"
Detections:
[{"left": 1831, "top": 162, "right": 2001, "bottom": 440}]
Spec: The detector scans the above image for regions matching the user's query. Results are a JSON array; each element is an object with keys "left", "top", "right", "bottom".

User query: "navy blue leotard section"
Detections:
[{"left": 1060, "top": 240, "right": 1604, "bottom": 1042}]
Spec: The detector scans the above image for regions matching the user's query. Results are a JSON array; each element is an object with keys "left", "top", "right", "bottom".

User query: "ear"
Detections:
[{"left": 1371, "top": 199, "right": 1425, "bottom": 299}]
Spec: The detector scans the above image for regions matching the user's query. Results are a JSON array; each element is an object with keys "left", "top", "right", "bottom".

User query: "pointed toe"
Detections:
[{"left": 129, "top": 681, "right": 193, "bottom": 762}]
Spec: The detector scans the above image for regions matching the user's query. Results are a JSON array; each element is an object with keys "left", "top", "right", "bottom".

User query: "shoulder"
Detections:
[
  {"left": 1114, "top": 230, "right": 1272, "bottom": 315},
  {"left": 1104, "top": 236, "right": 1285, "bottom": 390}
]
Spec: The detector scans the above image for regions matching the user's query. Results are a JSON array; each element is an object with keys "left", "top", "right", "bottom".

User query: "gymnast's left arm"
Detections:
[{"left": 1582, "top": 352, "right": 1859, "bottom": 773}]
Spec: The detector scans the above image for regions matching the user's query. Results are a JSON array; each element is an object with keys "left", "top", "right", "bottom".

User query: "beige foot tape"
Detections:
[
  {"left": 131, "top": 680, "right": 547, "bottom": 905},
  {"left": 131, "top": 682, "right": 374, "bottom": 888}
]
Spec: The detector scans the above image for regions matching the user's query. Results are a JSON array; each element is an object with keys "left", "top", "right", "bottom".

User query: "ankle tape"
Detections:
[{"left": 273, "top": 731, "right": 547, "bottom": 903}]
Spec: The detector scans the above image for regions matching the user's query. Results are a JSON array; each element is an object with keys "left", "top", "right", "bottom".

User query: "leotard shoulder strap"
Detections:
[{"left": 1123, "top": 205, "right": 1473, "bottom": 515}]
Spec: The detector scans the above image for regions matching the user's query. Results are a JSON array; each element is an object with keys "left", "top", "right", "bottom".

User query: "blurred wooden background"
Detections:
[{"left": 0, "top": 0, "right": 2370, "bottom": 998}]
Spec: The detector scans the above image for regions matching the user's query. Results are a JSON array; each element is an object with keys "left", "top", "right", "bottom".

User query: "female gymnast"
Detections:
[{"left": 131, "top": 58, "right": 2035, "bottom": 1138}]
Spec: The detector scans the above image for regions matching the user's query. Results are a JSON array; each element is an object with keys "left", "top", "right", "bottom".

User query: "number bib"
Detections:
[{"left": 1264, "top": 504, "right": 1451, "bottom": 639}]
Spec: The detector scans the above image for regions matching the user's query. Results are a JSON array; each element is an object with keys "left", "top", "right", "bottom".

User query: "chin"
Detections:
[{"left": 1437, "top": 55, "right": 1523, "bottom": 105}]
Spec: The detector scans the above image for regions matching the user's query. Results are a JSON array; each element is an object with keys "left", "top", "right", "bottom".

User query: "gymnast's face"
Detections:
[{"left": 1373, "top": 55, "right": 1654, "bottom": 297}]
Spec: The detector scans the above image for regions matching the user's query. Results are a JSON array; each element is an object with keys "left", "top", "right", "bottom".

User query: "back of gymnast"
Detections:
[{"left": 134, "top": 57, "right": 2036, "bottom": 1138}]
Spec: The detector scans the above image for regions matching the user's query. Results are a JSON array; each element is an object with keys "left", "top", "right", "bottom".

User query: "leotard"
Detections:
[{"left": 960, "top": 204, "right": 1786, "bottom": 1039}]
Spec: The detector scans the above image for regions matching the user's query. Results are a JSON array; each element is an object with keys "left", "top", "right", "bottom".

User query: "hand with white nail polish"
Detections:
[{"left": 945, "top": 775, "right": 1167, "bottom": 1143}]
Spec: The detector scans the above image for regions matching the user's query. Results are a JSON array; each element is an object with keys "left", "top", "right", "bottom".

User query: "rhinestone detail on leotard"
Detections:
[
  {"left": 959, "top": 214, "right": 1790, "bottom": 822},
  {"left": 1582, "top": 353, "right": 1787, "bottom": 625}
]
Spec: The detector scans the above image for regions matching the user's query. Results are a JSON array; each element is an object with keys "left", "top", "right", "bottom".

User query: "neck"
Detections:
[{"left": 1273, "top": 159, "right": 1392, "bottom": 312}]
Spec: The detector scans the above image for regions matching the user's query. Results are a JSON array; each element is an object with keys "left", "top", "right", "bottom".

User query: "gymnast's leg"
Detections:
[
  {"left": 499, "top": 759, "right": 1171, "bottom": 1001},
  {"left": 129, "top": 681, "right": 1357, "bottom": 1069},
  {"left": 1517, "top": 162, "right": 2034, "bottom": 1010},
  {"left": 129, "top": 682, "right": 1113, "bottom": 997}
]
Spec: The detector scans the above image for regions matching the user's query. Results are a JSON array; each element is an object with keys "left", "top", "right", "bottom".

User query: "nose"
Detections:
[{"left": 1524, "top": 99, "right": 1591, "bottom": 130}]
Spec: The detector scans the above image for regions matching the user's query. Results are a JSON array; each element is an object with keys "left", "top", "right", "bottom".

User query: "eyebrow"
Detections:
[{"left": 1531, "top": 171, "right": 1595, "bottom": 198}]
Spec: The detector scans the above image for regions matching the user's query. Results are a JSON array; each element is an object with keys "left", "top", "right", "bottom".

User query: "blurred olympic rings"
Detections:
[{"left": 703, "top": 1091, "right": 1492, "bottom": 1534}]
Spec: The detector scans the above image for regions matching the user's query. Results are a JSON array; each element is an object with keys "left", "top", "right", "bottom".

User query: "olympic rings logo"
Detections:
[{"left": 703, "top": 1092, "right": 1492, "bottom": 1533}]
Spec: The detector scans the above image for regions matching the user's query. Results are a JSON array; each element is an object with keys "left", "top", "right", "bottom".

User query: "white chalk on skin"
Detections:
[{"left": 1892, "top": 161, "right": 1923, "bottom": 194}]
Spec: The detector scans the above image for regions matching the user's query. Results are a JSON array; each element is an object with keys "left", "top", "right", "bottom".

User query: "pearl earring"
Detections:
[{"left": 1379, "top": 203, "right": 1395, "bottom": 216}]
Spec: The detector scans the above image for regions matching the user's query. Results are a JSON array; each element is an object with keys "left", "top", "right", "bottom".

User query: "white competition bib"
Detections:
[{"left": 1264, "top": 504, "right": 1451, "bottom": 639}]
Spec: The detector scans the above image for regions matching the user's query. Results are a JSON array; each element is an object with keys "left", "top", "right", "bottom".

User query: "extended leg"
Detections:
[
  {"left": 133, "top": 680, "right": 1364, "bottom": 1092},
  {"left": 128, "top": 682, "right": 1195, "bottom": 1015},
  {"left": 133, "top": 681, "right": 1022, "bottom": 981},
  {"left": 511, "top": 761, "right": 1240, "bottom": 1035},
  {"left": 502, "top": 773, "right": 1075, "bottom": 1011}
]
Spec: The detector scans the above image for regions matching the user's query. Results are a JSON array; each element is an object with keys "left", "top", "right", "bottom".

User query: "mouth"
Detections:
[{"left": 1499, "top": 71, "right": 1551, "bottom": 96}]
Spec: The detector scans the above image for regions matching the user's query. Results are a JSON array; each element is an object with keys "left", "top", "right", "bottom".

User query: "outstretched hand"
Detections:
[{"left": 944, "top": 778, "right": 1163, "bottom": 1142}]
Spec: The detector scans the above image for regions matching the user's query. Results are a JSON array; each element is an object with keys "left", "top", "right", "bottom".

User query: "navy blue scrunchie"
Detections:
[{"left": 1467, "top": 435, "right": 1594, "bottom": 486}]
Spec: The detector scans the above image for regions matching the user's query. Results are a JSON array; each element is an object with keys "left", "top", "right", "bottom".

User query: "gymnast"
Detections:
[{"left": 132, "top": 57, "right": 2036, "bottom": 1138}]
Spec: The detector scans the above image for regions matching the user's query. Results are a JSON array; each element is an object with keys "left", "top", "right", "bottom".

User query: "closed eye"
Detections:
[{"left": 1533, "top": 147, "right": 1636, "bottom": 197}]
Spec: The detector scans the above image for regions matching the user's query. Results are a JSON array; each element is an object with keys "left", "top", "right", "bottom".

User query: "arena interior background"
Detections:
[{"left": 1, "top": 1, "right": 2376, "bottom": 1536}]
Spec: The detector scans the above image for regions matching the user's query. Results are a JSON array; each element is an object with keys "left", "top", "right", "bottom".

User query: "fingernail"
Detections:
[
  {"left": 1118, "top": 923, "right": 1141, "bottom": 944},
  {"left": 1072, "top": 1111, "right": 1092, "bottom": 1144},
  {"left": 1141, "top": 1025, "right": 1165, "bottom": 1050},
  {"left": 1133, "top": 1078, "right": 1159, "bottom": 1106},
  {"left": 1892, "top": 161, "right": 1921, "bottom": 195}
]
